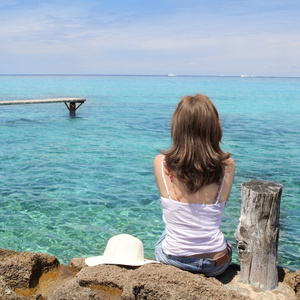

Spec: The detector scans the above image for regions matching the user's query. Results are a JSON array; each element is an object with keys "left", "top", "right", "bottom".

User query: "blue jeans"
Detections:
[{"left": 155, "top": 231, "right": 232, "bottom": 277}]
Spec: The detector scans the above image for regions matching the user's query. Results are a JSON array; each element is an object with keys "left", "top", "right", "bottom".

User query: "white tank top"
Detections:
[{"left": 160, "top": 157, "right": 227, "bottom": 256}]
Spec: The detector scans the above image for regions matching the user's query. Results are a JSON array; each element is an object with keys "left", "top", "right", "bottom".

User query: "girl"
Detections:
[{"left": 154, "top": 94, "right": 235, "bottom": 276}]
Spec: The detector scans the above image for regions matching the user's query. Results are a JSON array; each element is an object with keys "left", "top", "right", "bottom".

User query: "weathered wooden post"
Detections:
[
  {"left": 234, "top": 180, "right": 282, "bottom": 291},
  {"left": 69, "top": 102, "right": 76, "bottom": 117}
]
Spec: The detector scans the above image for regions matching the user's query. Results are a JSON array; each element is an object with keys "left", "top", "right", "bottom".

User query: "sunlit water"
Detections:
[{"left": 0, "top": 75, "right": 299, "bottom": 271}]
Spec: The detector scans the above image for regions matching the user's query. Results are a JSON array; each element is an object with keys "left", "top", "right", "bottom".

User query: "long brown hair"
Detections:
[{"left": 163, "top": 94, "right": 230, "bottom": 193}]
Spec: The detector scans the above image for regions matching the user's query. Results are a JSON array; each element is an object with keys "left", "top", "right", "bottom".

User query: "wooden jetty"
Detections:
[{"left": 0, "top": 98, "right": 86, "bottom": 117}]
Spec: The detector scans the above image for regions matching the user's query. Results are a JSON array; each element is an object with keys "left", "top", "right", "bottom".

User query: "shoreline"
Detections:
[{"left": 0, "top": 247, "right": 299, "bottom": 299}]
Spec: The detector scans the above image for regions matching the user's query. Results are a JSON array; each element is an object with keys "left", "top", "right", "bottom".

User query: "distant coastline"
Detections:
[{"left": 0, "top": 74, "right": 299, "bottom": 78}]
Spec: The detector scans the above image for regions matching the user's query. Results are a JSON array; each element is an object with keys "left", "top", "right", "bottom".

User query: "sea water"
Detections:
[{"left": 0, "top": 75, "right": 299, "bottom": 271}]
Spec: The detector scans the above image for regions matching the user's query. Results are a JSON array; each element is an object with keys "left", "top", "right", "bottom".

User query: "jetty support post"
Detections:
[
  {"left": 234, "top": 180, "right": 283, "bottom": 291},
  {"left": 64, "top": 100, "right": 85, "bottom": 117}
]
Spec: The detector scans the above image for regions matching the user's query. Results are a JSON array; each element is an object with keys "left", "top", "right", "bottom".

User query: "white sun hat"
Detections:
[{"left": 85, "top": 234, "right": 160, "bottom": 267}]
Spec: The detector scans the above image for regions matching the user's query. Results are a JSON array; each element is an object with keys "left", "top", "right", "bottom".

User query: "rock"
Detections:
[
  {"left": 0, "top": 247, "right": 298, "bottom": 299},
  {"left": 68, "top": 257, "right": 87, "bottom": 272},
  {"left": 49, "top": 263, "right": 248, "bottom": 300},
  {"left": 0, "top": 248, "right": 59, "bottom": 289},
  {"left": 284, "top": 270, "right": 300, "bottom": 299}
]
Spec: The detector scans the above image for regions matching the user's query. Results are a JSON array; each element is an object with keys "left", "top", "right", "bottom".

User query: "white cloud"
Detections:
[{"left": 0, "top": 0, "right": 299, "bottom": 76}]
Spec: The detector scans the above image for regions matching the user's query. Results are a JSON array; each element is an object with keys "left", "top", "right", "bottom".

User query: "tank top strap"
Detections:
[
  {"left": 214, "top": 168, "right": 227, "bottom": 204},
  {"left": 161, "top": 156, "right": 172, "bottom": 201}
]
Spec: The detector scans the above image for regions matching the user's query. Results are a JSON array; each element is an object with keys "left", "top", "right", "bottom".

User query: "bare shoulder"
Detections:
[
  {"left": 153, "top": 154, "right": 165, "bottom": 193},
  {"left": 225, "top": 157, "right": 235, "bottom": 183},
  {"left": 153, "top": 154, "right": 164, "bottom": 173},
  {"left": 226, "top": 157, "right": 235, "bottom": 173},
  {"left": 153, "top": 154, "right": 164, "bottom": 180},
  {"left": 220, "top": 157, "right": 235, "bottom": 202}
]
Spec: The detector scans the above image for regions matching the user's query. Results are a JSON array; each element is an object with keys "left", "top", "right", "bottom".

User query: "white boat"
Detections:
[
  {"left": 241, "top": 74, "right": 250, "bottom": 77},
  {"left": 168, "top": 73, "right": 175, "bottom": 77}
]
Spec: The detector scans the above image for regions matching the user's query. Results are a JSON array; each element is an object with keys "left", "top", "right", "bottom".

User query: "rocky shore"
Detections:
[{"left": 0, "top": 247, "right": 299, "bottom": 299}]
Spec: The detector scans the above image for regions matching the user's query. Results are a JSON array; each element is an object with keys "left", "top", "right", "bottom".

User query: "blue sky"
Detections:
[{"left": 0, "top": 0, "right": 299, "bottom": 76}]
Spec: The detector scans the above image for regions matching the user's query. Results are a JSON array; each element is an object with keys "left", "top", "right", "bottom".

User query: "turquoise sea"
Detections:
[{"left": 0, "top": 75, "right": 299, "bottom": 271}]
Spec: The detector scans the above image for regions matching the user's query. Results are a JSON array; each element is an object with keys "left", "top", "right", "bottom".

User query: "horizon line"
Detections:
[{"left": 0, "top": 74, "right": 299, "bottom": 78}]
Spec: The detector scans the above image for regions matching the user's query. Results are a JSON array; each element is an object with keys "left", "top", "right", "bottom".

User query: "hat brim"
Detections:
[{"left": 85, "top": 255, "right": 160, "bottom": 267}]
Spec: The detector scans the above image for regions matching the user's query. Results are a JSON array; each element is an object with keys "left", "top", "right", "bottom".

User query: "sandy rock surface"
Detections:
[{"left": 0, "top": 248, "right": 298, "bottom": 300}]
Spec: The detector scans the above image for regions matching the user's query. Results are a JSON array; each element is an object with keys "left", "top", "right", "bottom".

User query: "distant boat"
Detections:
[
  {"left": 168, "top": 73, "right": 176, "bottom": 77},
  {"left": 241, "top": 74, "right": 250, "bottom": 77}
]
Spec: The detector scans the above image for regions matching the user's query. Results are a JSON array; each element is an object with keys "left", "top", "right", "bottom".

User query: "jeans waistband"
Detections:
[{"left": 166, "top": 242, "right": 232, "bottom": 267}]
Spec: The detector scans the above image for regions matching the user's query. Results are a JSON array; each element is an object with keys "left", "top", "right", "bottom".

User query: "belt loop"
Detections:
[{"left": 198, "top": 258, "right": 203, "bottom": 271}]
